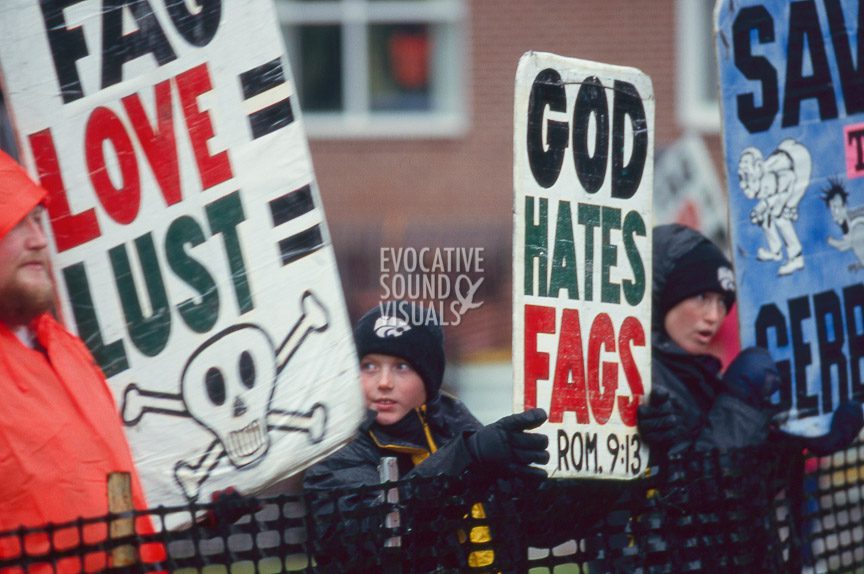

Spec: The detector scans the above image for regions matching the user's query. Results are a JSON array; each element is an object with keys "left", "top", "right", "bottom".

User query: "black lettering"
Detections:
[
  {"left": 572, "top": 76, "right": 608, "bottom": 194},
  {"left": 844, "top": 284, "right": 864, "bottom": 401},
  {"left": 848, "top": 129, "right": 864, "bottom": 171},
  {"left": 733, "top": 6, "right": 779, "bottom": 133},
  {"left": 610, "top": 81, "right": 647, "bottom": 200},
  {"left": 527, "top": 68, "right": 569, "bottom": 189},
  {"left": 825, "top": 0, "right": 864, "bottom": 115},
  {"left": 165, "top": 0, "right": 222, "bottom": 47},
  {"left": 789, "top": 296, "right": 819, "bottom": 416},
  {"left": 572, "top": 432, "right": 584, "bottom": 470},
  {"left": 814, "top": 290, "right": 846, "bottom": 411},
  {"left": 557, "top": 430, "right": 570, "bottom": 471},
  {"left": 782, "top": 0, "right": 838, "bottom": 128},
  {"left": 102, "top": 0, "right": 178, "bottom": 89},
  {"left": 39, "top": 0, "right": 90, "bottom": 103},
  {"left": 755, "top": 303, "right": 792, "bottom": 412}
]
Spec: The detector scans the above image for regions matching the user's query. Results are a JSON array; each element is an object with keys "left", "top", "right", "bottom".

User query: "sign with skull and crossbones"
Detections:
[
  {"left": 0, "top": 0, "right": 365, "bottom": 525},
  {"left": 121, "top": 291, "right": 331, "bottom": 501}
]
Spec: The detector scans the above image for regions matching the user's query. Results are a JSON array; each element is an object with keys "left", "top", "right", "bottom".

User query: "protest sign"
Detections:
[
  {"left": 513, "top": 52, "right": 653, "bottom": 479},
  {"left": 0, "top": 0, "right": 364, "bottom": 524},
  {"left": 654, "top": 133, "right": 729, "bottom": 251},
  {"left": 716, "top": 0, "right": 864, "bottom": 435}
]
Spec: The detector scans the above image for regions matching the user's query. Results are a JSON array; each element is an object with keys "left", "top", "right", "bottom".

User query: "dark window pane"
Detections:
[
  {"left": 369, "top": 24, "right": 432, "bottom": 111},
  {"left": 297, "top": 26, "right": 342, "bottom": 112}
]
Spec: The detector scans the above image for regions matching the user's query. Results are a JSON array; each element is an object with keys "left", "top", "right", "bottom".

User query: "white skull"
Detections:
[{"left": 181, "top": 325, "right": 277, "bottom": 468}]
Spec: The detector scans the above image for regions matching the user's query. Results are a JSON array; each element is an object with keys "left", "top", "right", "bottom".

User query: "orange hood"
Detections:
[{"left": 0, "top": 150, "right": 46, "bottom": 239}]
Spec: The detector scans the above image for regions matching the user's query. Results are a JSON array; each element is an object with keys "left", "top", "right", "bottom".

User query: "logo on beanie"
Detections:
[
  {"left": 718, "top": 266, "right": 736, "bottom": 292},
  {"left": 373, "top": 316, "right": 413, "bottom": 338}
]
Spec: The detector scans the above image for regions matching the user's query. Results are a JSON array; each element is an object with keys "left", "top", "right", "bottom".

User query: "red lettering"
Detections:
[
  {"left": 587, "top": 313, "right": 617, "bottom": 424},
  {"left": 176, "top": 63, "right": 232, "bottom": 191},
  {"left": 29, "top": 129, "right": 101, "bottom": 252},
  {"left": 617, "top": 316, "right": 645, "bottom": 427},
  {"left": 122, "top": 81, "right": 182, "bottom": 206},
  {"left": 85, "top": 107, "right": 141, "bottom": 225},
  {"left": 549, "top": 309, "right": 588, "bottom": 423},
  {"left": 524, "top": 304, "right": 555, "bottom": 410}
]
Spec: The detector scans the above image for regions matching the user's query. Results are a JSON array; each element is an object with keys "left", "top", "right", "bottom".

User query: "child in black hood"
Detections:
[{"left": 638, "top": 223, "right": 863, "bottom": 456}]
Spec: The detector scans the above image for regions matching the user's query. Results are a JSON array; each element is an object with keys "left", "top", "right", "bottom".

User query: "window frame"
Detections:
[
  {"left": 676, "top": 0, "right": 721, "bottom": 133},
  {"left": 277, "top": 0, "right": 469, "bottom": 139}
]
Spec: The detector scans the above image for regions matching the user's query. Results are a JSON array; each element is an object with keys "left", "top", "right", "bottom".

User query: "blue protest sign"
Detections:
[{"left": 716, "top": 0, "right": 864, "bottom": 435}]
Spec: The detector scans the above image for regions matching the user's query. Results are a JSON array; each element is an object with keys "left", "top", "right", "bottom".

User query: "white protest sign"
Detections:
[
  {"left": 513, "top": 52, "right": 652, "bottom": 480},
  {"left": 716, "top": 0, "right": 864, "bottom": 435},
  {"left": 0, "top": 0, "right": 364, "bottom": 524},
  {"left": 654, "top": 133, "right": 729, "bottom": 251}
]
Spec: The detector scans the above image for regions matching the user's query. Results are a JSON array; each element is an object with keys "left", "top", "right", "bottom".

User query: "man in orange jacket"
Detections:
[{"left": 0, "top": 150, "right": 162, "bottom": 572}]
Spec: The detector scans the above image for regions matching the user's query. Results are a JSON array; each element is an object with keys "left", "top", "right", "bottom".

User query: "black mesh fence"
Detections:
[{"left": 3, "top": 442, "right": 864, "bottom": 573}]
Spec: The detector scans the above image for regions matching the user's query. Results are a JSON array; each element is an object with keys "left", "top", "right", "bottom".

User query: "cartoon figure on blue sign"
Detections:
[
  {"left": 737, "top": 139, "right": 812, "bottom": 276},
  {"left": 822, "top": 179, "right": 864, "bottom": 272}
]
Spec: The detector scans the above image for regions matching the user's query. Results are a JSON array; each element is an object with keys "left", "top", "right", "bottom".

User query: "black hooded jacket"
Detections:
[
  {"left": 303, "top": 394, "right": 618, "bottom": 572},
  {"left": 303, "top": 394, "right": 498, "bottom": 571},
  {"left": 650, "top": 225, "right": 771, "bottom": 454}
]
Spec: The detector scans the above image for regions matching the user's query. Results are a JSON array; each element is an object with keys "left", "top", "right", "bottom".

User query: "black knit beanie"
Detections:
[
  {"left": 354, "top": 301, "right": 445, "bottom": 401},
  {"left": 660, "top": 239, "right": 737, "bottom": 317}
]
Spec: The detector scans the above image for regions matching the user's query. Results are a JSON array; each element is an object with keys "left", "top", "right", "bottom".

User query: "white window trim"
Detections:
[
  {"left": 676, "top": 0, "right": 721, "bottom": 133},
  {"left": 277, "top": 0, "right": 470, "bottom": 139}
]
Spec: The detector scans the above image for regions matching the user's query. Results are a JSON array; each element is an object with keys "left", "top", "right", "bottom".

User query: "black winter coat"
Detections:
[
  {"left": 652, "top": 331, "right": 771, "bottom": 454},
  {"left": 303, "top": 395, "right": 499, "bottom": 572},
  {"left": 651, "top": 224, "right": 771, "bottom": 455},
  {"left": 303, "top": 395, "right": 619, "bottom": 573}
]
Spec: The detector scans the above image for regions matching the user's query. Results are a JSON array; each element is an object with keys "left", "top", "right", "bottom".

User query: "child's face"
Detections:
[
  {"left": 664, "top": 292, "right": 728, "bottom": 355},
  {"left": 360, "top": 353, "right": 427, "bottom": 426}
]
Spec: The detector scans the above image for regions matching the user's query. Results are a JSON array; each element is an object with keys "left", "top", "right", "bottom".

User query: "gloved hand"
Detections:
[
  {"left": 801, "top": 401, "right": 864, "bottom": 456},
  {"left": 201, "top": 487, "right": 259, "bottom": 529},
  {"left": 721, "top": 347, "right": 781, "bottom": 407},
  {"left": 466, "top": 408, "right": 550, "bottom": 479},
  {"left": 637, "top": 389, "right": 688, "bottom": 450}
]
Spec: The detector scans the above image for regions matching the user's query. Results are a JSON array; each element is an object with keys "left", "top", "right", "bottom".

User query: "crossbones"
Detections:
[{"left": 120, "top": 290, "right": 330, "bottom": 501}]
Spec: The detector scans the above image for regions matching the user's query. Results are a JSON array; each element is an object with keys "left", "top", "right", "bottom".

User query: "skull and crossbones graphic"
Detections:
[{"left": 120, "top": 290, "right": 330, "bottom": 501}]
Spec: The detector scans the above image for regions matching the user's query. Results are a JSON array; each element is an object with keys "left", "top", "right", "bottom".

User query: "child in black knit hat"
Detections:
[
  {"left": 303, "top": 301, "right": 551, "bottom": 570},
  {"left": 639, "top": 224, "right": 863, "bottom": 456}
]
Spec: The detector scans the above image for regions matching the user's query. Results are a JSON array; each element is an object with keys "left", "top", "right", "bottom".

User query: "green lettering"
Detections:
[
  {"left": 62, "top": 263, "right": 129, "bottom": 377},
  {"left": 601, "top": 206, "right": 621, "bottom": 304},
  {"left": 109, "top": 234, "right": 171, "bottom": 357},
  {"left": 622, "top": 210, "right": 646, "bottom": 306},
  {"left": 166, "top": 215, "right": 219, "bottom": 333},
  {"left": 206, "top": 191, "right": 253, "bottom": 314},
  {"left": 577, "top": 203, "right": 600, "bottom": 302},
  {"left": 524, "top": 195, "right": 548, "bottom": 297},
  {"left": 549, "top": 200, "right": 578, "bottom": 299}
]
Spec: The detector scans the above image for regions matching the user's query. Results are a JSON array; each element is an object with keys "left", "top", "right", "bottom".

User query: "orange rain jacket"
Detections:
[
  {"left": 0, "top": 315, "right": 163, "bottom": 572},
  {"left": 0, "top": 150, "right": 162, "bottom": 571}
]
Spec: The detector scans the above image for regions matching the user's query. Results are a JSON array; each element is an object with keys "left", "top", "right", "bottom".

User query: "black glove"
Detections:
[
  {"left": 800, "top": 401, "right": 864, "bottom": 456},
  {"left": 637, "top": 389, "right": 687, "bottom": 450},
  {"left": 466, "top": 408, "right": 550, "bottom": 479},
  {"left": 201, "top": 487, "right": 259, "bottom": 529},
  {"left": 721, "top": 347, "right": 781, "bottom": 407}
]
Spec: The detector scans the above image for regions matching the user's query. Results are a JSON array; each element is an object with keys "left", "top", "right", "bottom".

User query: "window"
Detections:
[
  {"left": 277, "top": 0, "right": 468, "bottom": 138},
  {"left": 676, "top": 0, "right": 720, "bottom": 132}
]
